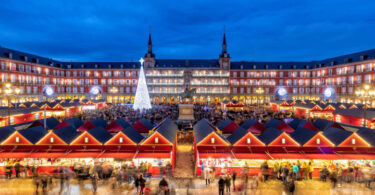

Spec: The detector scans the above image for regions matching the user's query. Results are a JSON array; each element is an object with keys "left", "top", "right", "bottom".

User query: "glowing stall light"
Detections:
[{"left": 277, "top": 88, "right": 287, "bottom": 96}]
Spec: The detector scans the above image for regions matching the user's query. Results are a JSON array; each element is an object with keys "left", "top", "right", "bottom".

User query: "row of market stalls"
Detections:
[
  {"left": 0, "top": 99, "right": 105, "bottom": 127},
  {"left": 0, "top": 117, "right": 177, "bottom": 176},
  {"left": 194, "top": 118, "right": 375, "bottom": 177},
  {"left": 269, "top": 100, "right": 375, "bottom": 127}
]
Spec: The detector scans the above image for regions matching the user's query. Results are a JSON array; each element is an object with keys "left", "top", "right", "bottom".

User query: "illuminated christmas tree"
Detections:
[{"left": 133, "top": 58, "right": 152, "bottom": 110}]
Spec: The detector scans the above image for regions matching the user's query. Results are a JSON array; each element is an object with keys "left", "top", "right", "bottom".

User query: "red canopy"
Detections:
[
  {"left": 132, "top": 121, "right": 149, "bottom": 133},
  {"left": 248, "top": 122, "right": 266, "bottom": 134},
  {"left": 234, "top": 153, "right": 271, "bottom": 159},
  {"left": 276, "top": 121, "right": 294, "bottom": 133},
  {"left": 199, "top": 152, "right": 234, "bottom": 159},
  {"left": 302, "top": 122, "right": 320, "bottom": 132},
  {"left": 105, "top": 121, "right": 124, "bottom": 133},
  {"left": 53, "top": 121, "right": 70, "bottom": 130},
  {"left": 222, "top": 121, "right": 239, "bottom": 134},
  {"left": 77, "top": 121, "right": 96, "bottom": 132}
]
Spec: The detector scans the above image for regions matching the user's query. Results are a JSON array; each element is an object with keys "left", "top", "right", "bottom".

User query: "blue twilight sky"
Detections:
[{"left": 0, "top": 0, "right": 374, "bottom": 62}]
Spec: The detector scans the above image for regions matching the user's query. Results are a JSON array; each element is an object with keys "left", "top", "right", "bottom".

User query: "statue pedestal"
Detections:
[{"left": 178, "top": 104, "right": 194, "bottom": 121}]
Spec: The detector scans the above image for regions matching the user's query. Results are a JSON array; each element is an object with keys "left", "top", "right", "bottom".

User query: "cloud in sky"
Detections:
[{"left": 0, "top": 0, "right": 374, "bottom": 62}]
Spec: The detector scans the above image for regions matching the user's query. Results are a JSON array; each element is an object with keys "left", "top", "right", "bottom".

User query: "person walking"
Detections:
[
  {"left": 159, "top": 176, "right": 169, "bottom": 195},
  {"left": 91, "top": 173, "right": 98, "bottom": 193},
  {"left": 34, "top": 175, "right": 41, "bottom": 193},
  {"left": 287, "top": 178, "right": 295, "bottom": 195},
  {"left": 218, "top": 176, "right": 225, "bottom": 195},
  {"left": 14, "top": 161, "right": 21, "bottom": 178},
  {"left": 225, "top": 174, "right": 232, "bottom": 194},
  {"left": 41, "top": 175, "right": 48, "bottom": 193},
  {"left": 135, "top": 174, "right": 140, "bottom": 193},
  {"left": 330, "top": 169, "right": 338, "bottom": 188},
  {"left": 281, "top": 165, "right": 289, "bottom": 184},
  {"left": 292, "top": 164, "right": 299, "bottom": 180},
  {"left": 139, "top": 174, "right": 146, "bottom": 194},
  {"left": 232, "top": 171, "right": 237, "bottom": 191},
  {"left": 308, "top": 162, "right": 313, "bottom": 180},
  {"left": 204, "top": 166, "right": 211, "bottom": 186}
]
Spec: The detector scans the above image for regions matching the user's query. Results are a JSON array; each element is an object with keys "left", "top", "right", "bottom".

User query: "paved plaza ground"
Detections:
[{"left": 0, "top": 178, "right": 373, "bottom": 195}]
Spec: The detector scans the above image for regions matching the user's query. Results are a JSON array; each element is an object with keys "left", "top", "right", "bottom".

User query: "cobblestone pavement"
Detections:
[{"left": 0, "top": 178, "right": 373, "bottom": 195}]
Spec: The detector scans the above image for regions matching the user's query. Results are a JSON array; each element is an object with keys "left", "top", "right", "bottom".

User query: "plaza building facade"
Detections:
[{"left": 0, "top": 33, "right": 375, "bottom": 105}]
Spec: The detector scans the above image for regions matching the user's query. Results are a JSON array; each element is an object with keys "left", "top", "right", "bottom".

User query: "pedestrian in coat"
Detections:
[
  {"left": 232, "top": 171, "right": 237, "bottom": 191},
  {"left": 218, "top": 176, "right": 225, "bottom": 195},
  {"left": 225, "top": 174, "right": 232, "bottom": 194},
  {"left": 204, "top": 167, "right": 211, "bottom": 186}
]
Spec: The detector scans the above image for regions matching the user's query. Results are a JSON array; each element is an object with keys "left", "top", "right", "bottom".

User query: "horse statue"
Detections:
[{"left": 180, "top": 86, "right": 196, "bottom": 100}]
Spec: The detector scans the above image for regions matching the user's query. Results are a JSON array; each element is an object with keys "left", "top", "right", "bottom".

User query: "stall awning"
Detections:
[
  {"left": 198, "top": 153, "right": 234, "bottom": 159},
  {"left": 99, "top": 152, "right": 135, "bottom": 158},
  {"left": 135, "top": 152, "right": 170, "bottom": 159},
  {"left": 62, "top": 152, "right": 101, "bottom": 158},
  {"left": 233, "top": 153, "right": 271, "bottom": 159},
  {"left": 29, "top": 153, "right": 65, "bottom": 158},
  {"left": 0, "top": 152, "right": 31, "bottom": 158}
]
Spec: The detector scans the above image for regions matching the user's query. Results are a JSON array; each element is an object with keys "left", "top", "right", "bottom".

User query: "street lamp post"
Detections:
[
  {"left": 43, "top": 87, "right": 55, "bottom": 129},
  {"left": 255, "top": 87, "right": 264, "bottom": 112},
  {"left": 1, "top": 83, "right": 20, "bottom": 126},
  {"left": 355, "top": 84, "right": 375, "bottom": 127}
]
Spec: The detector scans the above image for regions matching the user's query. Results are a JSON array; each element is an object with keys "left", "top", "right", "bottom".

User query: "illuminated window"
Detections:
[
  {"left": 15, "top": 136, "right": 19, "bottom": 143},
  {"left": 211, "top": 138, "right": 215, "bottom": 144},
  {"left": 361, "top": 119, "right": 365, "bottom": 127},
  {"left": 281, "top": 138, "right": 286, "bottom": 144},
  {"left": 119, "top": 137, "right": 123, "bottom": 143},
  {"left": 155, "top": 137, "right": 159, "bottom": 144},
  {"left": 316, "top": 138, "right": 321, "bottom": 145},
  {"left": 84, "top": 137, "right": 89, "bottom": 143},
  {"left": 50, "top": 137, "right": 54, "bottom": 143},
  {"left": 247, "top": 138, "right": 251, "bottom": 144},
  {"left": 351, "top": 138, "right": 356, "bottom": 145}
]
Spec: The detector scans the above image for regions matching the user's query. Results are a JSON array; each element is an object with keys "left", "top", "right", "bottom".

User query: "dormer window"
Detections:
[
  {"left": 351, "top": 138, "right": 356, "bottom": 145},
  {"left": 119, "top": 137, "right": 123, "bottom": 143},
  {"left": 247, "top": 138, "right": 251, "bottom": 144},
  {"left": 265, "top": 65, "right": 269, "bottom": 69},
  {"left": 361, "top": 55, "right": 369, "bottom": 61},
  {"left": 252, "top": 65, "right": 256, "bottom": 69},
  {"left": 67, "top": 64, "right": 72, "bottom": 69},
  {"left": 331, "top": 61, "right": 337, "bottom": 65},
  {"left": 345, "top": 58, "right": 353, "bottom": 63},
  {"left": 32, "top": 58, "right": 39, "bottom": 63},
  {"left": 81, "top": 64, "right": 85, "bottom": 68},
  {"left": 108, "top": 64, "right": 112, "bottom": 68},
  {"left": 278, "top": 65, "right": 282, "bottom": 69},
  {"left": 50, "top": 137, "right": 54, "bottom": 143},
  {"left": 155, "top": 137, "right": 159, "bottom": 144},
  {"left": 15, "top": 136, "right": 20, "bottom": 143},
  {"left": 281, "top": 138, "right": 286, "bottom": 144},
  {"left": 4, "top": 52, "right": 12, "bottom": 59},
  {"left": 316, "top": 138, "right": 321, "bottom": 145},
  {"left": 84, "top": 137, "right": 89, "bottom": 143},
  {"left": 211, "top": 137, "right": 215, "bottom": 144},
  {"left": 121, "top": 64, "right": 124, "bottom": 69},
  {"left": 240, "top": 65, "right": 243, "bottom": 69},
  {"left": 95, "top": 64, "right": 98, "bottom": 69},
  {"left": 20, "top": 56, "right": 28, "bottom": 61}
]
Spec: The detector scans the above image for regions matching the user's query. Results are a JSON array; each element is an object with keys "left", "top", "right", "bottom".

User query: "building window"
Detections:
[
  {"left": 281, "top": 138, "right": 286, "bottom": 144},
  {"left": 119, "top": 137, "right": 123, "bottom": 143},
  {"left": 15, "top": 136, "right": 20, "bottom": 143},
  {"left": 351, "top": 138, "right": 356, "bottom": 145},
  {"left": 155, "top": 137, "right": 159, "bottom": 144},
  {"left": 316, "top": 138, "right": 321, "bottom": 145},
  {"left": 247, "top": 138, "right": 251, "bottom": 144},
  {"left": 84, "top": 137, "right": 89, "bottom": 143},
  {"left": 50, "top": 137, "right": 54, "bottom": 143},
  {"left": 211, "top": 137, "right": 215, "bottom": 144}
]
